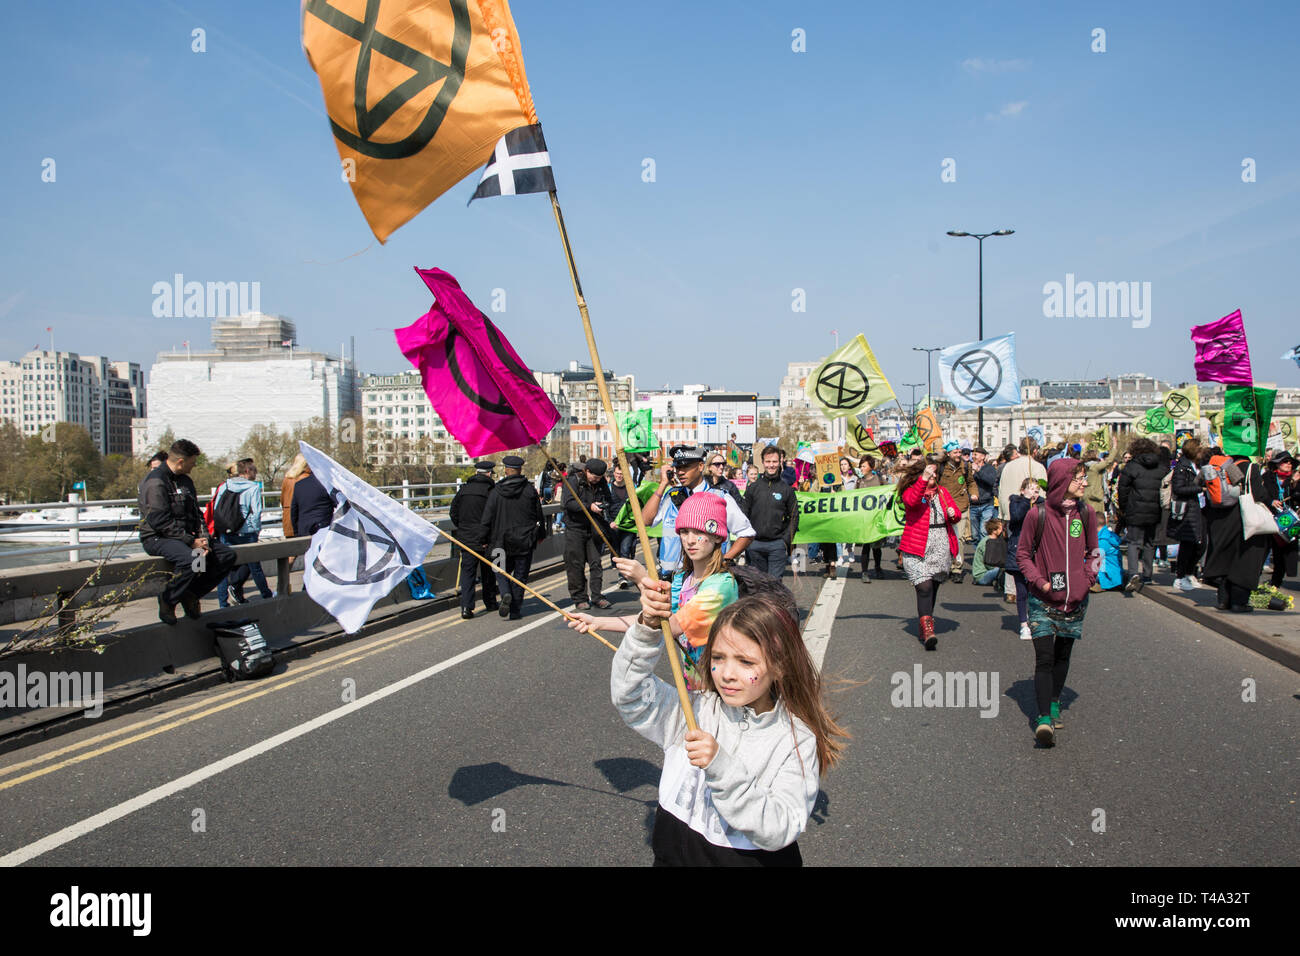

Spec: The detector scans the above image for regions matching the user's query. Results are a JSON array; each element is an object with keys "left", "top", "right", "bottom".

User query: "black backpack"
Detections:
[
  {"left": 729, "top": 564, "right": 799, "bottom": 622},
  {"left": 982, "top": 536, "right": 1007, "bottom": 568},
  {"left": 207, "top": 619, "right": 274, "bottom": 681},
  {"left": 212, "top": 486, "right": 245, "bottom": 536}
]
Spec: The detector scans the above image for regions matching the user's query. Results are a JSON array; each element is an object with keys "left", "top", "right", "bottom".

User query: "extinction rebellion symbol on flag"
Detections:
[
  {"left": 304, "top": 0, "right": 471, "bottom": 160},
  {"left": 950, "top": 349, "right": 1002, "bottom": 404},
  {"left": 815, "top": 362, "right": 870, "bottom": 410},
  {"left": 312, "top": 495, "right": 413, "bottom": 588},
  {"left": 1163, "top": 392, "right": 1192, "bottom": 418}
]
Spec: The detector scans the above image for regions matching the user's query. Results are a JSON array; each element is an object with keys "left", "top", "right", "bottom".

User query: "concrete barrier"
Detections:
[{"left": 1, "top": 507, "right": 573, "bottom": 749}]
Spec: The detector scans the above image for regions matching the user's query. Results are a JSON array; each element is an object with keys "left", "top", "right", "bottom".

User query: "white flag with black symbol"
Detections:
[
  {"left": 469, "top": 123, "right": 555, "bottom": 201},
  {"left": 299, "top": 442, "right": 441, "bottom": 634},
  {"left": 938, "top": 333, "right": 1022, "bottom": 409}
]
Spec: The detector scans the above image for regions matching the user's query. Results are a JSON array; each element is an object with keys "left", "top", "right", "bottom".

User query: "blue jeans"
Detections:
[
  {"left": 974, "top": 567, "right": 1001, "bottom": 587},
  {"left": 217, "top": 531, "right": 272, "bottom": 606},
  {"left": 747, "top": 538, "right": 788, "bottom": 578},
  {"left": 969, "top": 501, "right": 997, "bottom": 546}
]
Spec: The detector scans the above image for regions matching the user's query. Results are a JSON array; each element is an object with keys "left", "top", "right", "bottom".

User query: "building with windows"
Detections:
[
  {"left": 0, "top": 351, "right": 144, "bottom": 456},
  {"left": 145, "top": 313, "right": 358, "bottom": 459},
  {"left": 362, "top": 370, "right": 571, "bottom": 466},
  {"left": 555, "top": 362, "right": 634, "bottom": 425}
]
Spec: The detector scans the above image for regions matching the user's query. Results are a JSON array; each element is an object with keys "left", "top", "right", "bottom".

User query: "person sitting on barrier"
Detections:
[{"left": 138, "top": 438, "right": 237, "bottom": 626}]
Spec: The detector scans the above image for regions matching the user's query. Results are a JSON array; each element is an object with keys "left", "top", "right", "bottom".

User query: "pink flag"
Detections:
[
  {"left": 395, "top": 267, "right": 558, "bottom": 457},
  {"left": 1191, "top": 309, "right": 1253, "bottom": 386}
]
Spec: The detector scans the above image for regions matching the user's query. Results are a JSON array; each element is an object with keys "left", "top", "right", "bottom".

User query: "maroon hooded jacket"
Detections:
[{"left": 1016, "top": 458, "right": 1100, "bottom": 613}]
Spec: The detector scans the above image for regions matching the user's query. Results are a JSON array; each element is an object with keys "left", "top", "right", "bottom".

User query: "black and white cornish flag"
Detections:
[{"left": 469, "top": 124, "right": 555, "bottom": 202}]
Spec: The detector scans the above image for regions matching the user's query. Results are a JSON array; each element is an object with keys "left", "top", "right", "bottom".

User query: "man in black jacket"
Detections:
[
  {"left": 479, "top": 455, "right": 545, "bottom": 620},
  {"left": 561, "top": 458, "right": 614, "bottom": 610},
  {"left": 1117, "top": 437, "right": 1165, "bottom": 591},
  {"left": 450, "top": 460, "right": 500, "bottom": 619},
  {"left": 742, "top": 445, "right": 799, "bottom": 578},
  {"left": 138, "top": 438, "right": 237, "bottom": 625}
]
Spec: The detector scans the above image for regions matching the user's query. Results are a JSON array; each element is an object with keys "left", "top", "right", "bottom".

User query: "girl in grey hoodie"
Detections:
[{"left": 612, "top": 593, "right": 846, "bottom": 865}]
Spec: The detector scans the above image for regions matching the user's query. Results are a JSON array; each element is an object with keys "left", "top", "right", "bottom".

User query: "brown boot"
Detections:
[{"left": 920, "top": 615, "right": 937, "bottom": 651}]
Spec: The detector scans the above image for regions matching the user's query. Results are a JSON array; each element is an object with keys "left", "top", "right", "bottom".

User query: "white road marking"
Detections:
[
  {"left": 0, "top": 611, "right": 563, "bottom": 867},
  {"left": 802, "top": 577, "right": 845, "bottom": 672}
]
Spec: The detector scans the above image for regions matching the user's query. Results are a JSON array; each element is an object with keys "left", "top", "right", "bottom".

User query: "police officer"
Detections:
[
  {"left": 138, "top": 438, "right": 238, "bottom": 624},
  {"left": 450, "top": 460, "right": 500, "bottom": 619},
  {"left": 643, "top": 444, "right": 755, "bottom": 579},
  {"left": 561, "top": 458, "right": 614, "bottom": 610},
  {"left": 479, "top": 455, "right": 545, "bottom": 620}
]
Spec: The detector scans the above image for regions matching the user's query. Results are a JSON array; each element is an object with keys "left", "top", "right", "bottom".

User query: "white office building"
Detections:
[{"left": 145, "top": 313, "right": 358, "bottom": 459}]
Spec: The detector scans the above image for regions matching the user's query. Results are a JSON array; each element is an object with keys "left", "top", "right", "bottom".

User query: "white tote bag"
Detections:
[{"left": 1239, "top": 469, "right": 1278, "bottom": 540}]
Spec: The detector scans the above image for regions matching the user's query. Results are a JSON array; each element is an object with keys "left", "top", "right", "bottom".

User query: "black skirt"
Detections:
[{"left": 651, "top": 806, "right": 802, "bottom": 867}]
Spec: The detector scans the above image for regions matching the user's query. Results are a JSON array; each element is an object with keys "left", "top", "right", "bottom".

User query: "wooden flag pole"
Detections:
[
  {"left": 540, "top": 447, "right": 617, "bottom": 554},
  {"left": 437, "top": 526, "right": 616, "bottom": 652},
  {"left": 548, "top": 190, "right": 697, "bottom": 731}
]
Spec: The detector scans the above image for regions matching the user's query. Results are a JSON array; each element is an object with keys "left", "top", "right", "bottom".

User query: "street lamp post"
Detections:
[
  {"left": 946, "top": 228, "right": 1014, "bottom": 446},
  {"left": 902, "top": 382, "right": 924, "bottom": 420},
  {"left": 912, "top": 347, "right": 940, "bottom": 412}
]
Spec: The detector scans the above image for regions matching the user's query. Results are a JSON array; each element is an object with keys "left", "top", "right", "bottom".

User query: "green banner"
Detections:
[
  {"left": 792, "top": 484, "right": 903, "bottom": 544},
  {"left": 1222, "top": 386, "right": 1276, "bottom": 457},
  {"left": 614, "top": 480, "right": 663, "bottom": 535}
]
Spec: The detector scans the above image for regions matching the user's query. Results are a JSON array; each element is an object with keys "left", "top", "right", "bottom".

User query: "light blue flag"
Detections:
[{"left": 938, "top": 333, "right": 1021, "bottom": 409}]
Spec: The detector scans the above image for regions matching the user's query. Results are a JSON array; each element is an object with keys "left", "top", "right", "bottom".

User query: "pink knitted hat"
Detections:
[{"left": 675, "top": 492, "right": 728, "bottom": 538}]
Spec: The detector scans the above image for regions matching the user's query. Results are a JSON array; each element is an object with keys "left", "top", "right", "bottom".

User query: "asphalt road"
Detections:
[{"left": 0, "top": 556, "right": 1296, "bottom": 866}]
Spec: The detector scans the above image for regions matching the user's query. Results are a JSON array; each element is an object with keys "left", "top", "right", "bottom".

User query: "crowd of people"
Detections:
[{"left": 136, "top": 430, "right": 1295, "bottom": 865}]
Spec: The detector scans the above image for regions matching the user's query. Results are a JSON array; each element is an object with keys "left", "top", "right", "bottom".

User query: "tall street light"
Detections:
[
  {"left": 902, "top": 382, "right": 924, "bottom": 420},
  {"left": 947, "top": 228, "right": 1014, "bottom": 446},
  {"left": 912, "top": 347, "right": 940, "bottom": 411}
]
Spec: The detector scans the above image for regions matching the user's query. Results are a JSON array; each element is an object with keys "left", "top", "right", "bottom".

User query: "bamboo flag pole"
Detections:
[
  {"left": 539, "top": 447, "right": 616, "bottom": 554},
  {"left": 548, "top": 190, "right": 697, "bottom": 731},
  {"left": 437, "top": 526, "right": 616, "bottom": 652}
]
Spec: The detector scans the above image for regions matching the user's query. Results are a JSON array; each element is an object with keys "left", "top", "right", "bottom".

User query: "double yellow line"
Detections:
[{"left": 0, "top": 571, "right": 568, "bottom": 792}]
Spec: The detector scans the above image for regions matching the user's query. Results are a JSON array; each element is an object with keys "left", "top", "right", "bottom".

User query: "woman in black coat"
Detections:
[
  {"left": 1117, "top": 438, "right": 1165, "bottom": 587},
  {"left": 1167, "top": 438, "right": 1205, "bottom": 589},
  {"left": 1201, "top": 452, "right": 1272, "bottom": 611}
]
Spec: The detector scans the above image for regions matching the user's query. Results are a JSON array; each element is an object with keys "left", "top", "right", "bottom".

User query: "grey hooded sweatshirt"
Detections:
[{"left": 611, "top": 621, "right": 819, "bottom": 852}]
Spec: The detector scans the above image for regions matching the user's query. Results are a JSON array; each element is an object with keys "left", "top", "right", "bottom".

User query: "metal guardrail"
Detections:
[
  {"left": 0, "top": 503, "right": 565, "bottom": 629},
  {"left": 0, "top": 480, "right": 476, "bottom": 563}
]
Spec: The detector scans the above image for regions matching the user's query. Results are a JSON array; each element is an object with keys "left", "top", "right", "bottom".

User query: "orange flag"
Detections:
[
  {"left": 915, "top": 407, "right": 942, "bottom": 452},
  {"left": 302, "top": 0, "right": 539, "bottom": 242}
]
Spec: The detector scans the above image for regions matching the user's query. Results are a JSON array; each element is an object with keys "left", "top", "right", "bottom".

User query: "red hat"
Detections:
[{"left": 675, "top": 492, "right": 728, "bottom": 538}]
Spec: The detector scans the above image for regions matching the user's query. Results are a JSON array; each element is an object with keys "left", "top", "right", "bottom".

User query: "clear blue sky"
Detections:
[{"left": 2, "top": 1, "right": 1297, "bottom": 396}]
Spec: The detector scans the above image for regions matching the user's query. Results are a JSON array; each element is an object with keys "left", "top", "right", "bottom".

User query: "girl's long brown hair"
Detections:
[{"left": 701, "top": 597, "right": 849, "bottom": 771}]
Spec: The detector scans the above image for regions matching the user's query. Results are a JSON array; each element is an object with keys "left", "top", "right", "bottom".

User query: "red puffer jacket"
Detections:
[{"left": 899, "top": 480, "right": 961, "bottom": 558}]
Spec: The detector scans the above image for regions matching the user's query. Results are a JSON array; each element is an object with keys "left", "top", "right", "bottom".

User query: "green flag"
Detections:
[
  {"left": 898, "top": 426, "right": 921, "bottom": 455},
  {"left": 1222, "top": 386, "right": 1276, "bottom": 456},
  {"left": 614, "top": 480, "right": 663, "bottom": 534},
  {"left": 1144, "top": 406, "right": 1175, "bottom": 434},
  {"left": 791, "top": 485, "right": 903, "bottom": 544},
  {"left": 617, "top": 409, "right": 657, "bottom": 454}
]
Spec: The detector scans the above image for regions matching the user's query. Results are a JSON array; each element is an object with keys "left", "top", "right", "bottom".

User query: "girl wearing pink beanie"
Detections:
[{"left": 570, "top": 492, "right": 739, "bottom": 687}]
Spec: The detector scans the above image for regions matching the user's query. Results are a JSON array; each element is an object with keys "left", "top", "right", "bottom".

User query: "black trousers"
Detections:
[
  {"left": 1032, "top": 634, "right": 1076, "bottom": 717},
  {"left": 494, "top": 551, "right": 534, "bottom": 615},
  {"left": 565, "top": 532, "right": 604, "bottom": 603},
  {"left": 142, "top": 536, "right": 238, "bottom": 606},
  {"left": 458, "top": 545, "right": 499, "bottom": 612}
]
